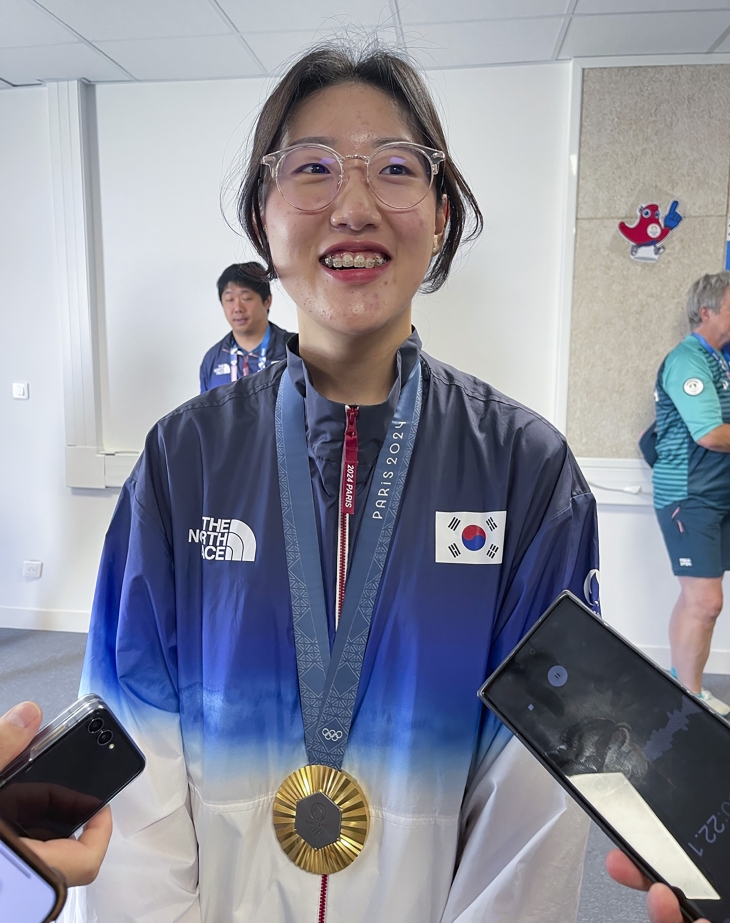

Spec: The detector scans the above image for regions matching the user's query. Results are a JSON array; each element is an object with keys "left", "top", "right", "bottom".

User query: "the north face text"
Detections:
[{"left": 188, "top": 517, "right": 256, "bottom": 561}]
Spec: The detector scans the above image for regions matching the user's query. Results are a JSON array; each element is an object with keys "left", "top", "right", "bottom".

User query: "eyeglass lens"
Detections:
[{"left": 276, "top": 146, "right": 434, "bottom": 210}]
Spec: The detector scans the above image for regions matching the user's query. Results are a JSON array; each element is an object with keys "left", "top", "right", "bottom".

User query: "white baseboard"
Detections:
[
  {"left": 0, "top": 607, "right": 89, "bottom": 633},
  {"left": 640, "top": 644, "right": 730, "bottom": 676},
  {"left": 576, "top": 458, "right": 654, "bottom": 507}
]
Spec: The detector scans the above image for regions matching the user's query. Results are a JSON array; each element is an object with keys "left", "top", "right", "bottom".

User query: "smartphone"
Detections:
[
  {"left": 0, "top": 694, "right": 145, "bottom": 841},
  {"left": 0, "top": 818, "right": 66, "bottom": 922},
  {"left": 479, "top": 591, "right": 730, "bottom": 923}
]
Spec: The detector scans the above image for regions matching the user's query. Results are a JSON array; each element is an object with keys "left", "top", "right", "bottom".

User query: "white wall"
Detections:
[
  {"left": 0, "top": 87, "right": 118, "bottom": 631},
  {"left": 1, "top": 63, "right": 727, "bottom": 672},
  {"left": 414, "top": 63, "right": 572, "bottom": 423}
]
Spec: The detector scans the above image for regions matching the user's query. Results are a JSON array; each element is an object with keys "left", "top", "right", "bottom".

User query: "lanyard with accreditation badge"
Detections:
[
  {"left": 273, "top": 360, "right": 422, "bottom": 874},
  {"left": 691, "top": 332, "right": 730, "bottom": 382},
  {"left": 229, "top": 324, "right": 272, "bottom": 381}
]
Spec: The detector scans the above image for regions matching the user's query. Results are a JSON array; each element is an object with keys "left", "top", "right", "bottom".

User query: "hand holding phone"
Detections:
[
  {"left": 0, "top": 695, "right": 144, "bottom": 844},
  {"left": 22, "top": 805, "right": 112, "bottom": 888},
  {"left": 0, "top": 700, "right": 115, "bottom": 888},
  {"left": 479, "top": 591, "right": 730, "bottom": 923}
]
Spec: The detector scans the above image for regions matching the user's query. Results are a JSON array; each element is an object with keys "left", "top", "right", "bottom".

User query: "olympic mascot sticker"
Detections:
[{"left": 618, "top": 200, "right": 683, "bottom": 263}]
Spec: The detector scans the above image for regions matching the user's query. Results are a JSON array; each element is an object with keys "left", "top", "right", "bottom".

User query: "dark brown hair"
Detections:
[
  {"left": 216, "top": 262, "right": 270, "bottom": 302},
  {"left": 237, "top": 42, "right": 483, "bottom": 294}
]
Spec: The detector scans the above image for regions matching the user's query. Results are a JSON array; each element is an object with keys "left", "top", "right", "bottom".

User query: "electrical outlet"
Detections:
[
  {"left": 22, "top": 561, "right": 42, "bottom": 579},
  {"left": 12, "top": 383, "right": 29, "bottom": 400}
]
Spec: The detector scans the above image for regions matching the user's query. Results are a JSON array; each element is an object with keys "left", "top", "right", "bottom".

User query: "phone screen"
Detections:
[
  {"left": 480, "top": 593, "right": 730, "bottom": 922},
  {"left": 0, "top": 839, "right": 58, "bottom": 923}
]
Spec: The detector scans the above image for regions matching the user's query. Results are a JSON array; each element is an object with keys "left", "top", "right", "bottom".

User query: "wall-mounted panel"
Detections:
[{"left": 567, "top": 65, "right": 730, "bottom": 458}]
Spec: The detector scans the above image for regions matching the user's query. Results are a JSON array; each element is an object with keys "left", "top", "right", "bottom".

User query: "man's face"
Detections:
[
  {"left": 221, "top": 283, "right": 271, "bottom": 337},
  {"left": 702, "top": 288, "right": 730, "bottom": 349}
]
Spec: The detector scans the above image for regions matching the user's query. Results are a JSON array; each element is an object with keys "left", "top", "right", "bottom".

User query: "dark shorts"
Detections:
[{"left": 656, "top": 499, "right": 730, "bottom": 578}]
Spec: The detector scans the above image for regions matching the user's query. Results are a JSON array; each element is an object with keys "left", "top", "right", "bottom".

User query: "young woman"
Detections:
[{"left": 73, "top": 45, "right": 599, "bottom": 923}]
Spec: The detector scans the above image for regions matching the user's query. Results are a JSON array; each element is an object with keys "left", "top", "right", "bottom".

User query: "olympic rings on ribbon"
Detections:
[{"left": 321, "top": 728, "right": 344, "bottom": 741}]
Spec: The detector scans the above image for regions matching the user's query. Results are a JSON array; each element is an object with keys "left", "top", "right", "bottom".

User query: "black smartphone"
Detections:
[
  {"left": 0, "top": 818, "right": 66, "bottom": 921},
  {"left": 479, "top": 590, "right": 730, "bottom": 923},
  {"left": 0, "top": 694, "right": 145, "bottom": 841}
]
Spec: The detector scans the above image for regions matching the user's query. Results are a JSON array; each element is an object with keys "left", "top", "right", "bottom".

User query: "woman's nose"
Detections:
[{"left": 329, "top": 161, "right": 381, "bottom": 230}]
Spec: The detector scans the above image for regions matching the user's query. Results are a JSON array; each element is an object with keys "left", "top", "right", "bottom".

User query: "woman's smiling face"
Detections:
[{"left": 263, "top": 82, "right": 447, "bottom": 345}]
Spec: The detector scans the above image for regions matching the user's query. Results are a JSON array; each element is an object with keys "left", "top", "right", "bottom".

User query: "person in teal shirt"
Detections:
[{"left": 653, "top": 271, "right": 730, "bottom": 714}]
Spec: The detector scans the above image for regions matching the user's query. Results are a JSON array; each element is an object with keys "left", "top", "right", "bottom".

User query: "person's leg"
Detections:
[{"left": 669, "top": 576, "right": 723, "bottom": 693}]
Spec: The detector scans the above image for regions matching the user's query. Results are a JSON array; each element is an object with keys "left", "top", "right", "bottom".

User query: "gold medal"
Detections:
[{"left": 273, "top": 764, "right": 369, "bottom": 874}]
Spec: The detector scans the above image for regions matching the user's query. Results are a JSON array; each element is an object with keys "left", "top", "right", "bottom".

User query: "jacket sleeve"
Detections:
[
  {"left": 440, "top": 732, "right": 589, "bottom": 923},
  {"left": 63, "top": 442, "right": 201, "bottom": 923},
  {"left": 442, "top": 453, "right": 599, "bottom": 923}
]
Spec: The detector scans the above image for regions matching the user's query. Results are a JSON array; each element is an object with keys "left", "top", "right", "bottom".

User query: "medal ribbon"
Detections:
[{"left": 275, "top": 361, "right": 422, "bottom": 769}]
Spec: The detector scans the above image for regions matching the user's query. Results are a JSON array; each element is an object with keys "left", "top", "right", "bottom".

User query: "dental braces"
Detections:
[{"left": 322, "top": 254, "right": 387, "bottom": 269}]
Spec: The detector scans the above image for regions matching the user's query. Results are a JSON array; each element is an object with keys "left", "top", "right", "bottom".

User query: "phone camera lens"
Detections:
[
  {"left": 98, "top": 730, "right": 113, "bottom": 746},
  {"left": 547, "top": 665, "right": 568, "bottom": 687},
  {"left": 88, "top": 717, "right": 104, "bottom": 734}
]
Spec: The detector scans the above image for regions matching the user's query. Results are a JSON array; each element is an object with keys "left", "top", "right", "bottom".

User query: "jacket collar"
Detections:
[{"left": 285, "top": 329, "right": 422, "bottom": 465}]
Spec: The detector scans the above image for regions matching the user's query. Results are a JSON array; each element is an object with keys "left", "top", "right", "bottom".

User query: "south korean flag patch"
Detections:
[{"left": 435, "top": 511, "right": 506, "bottom": 564}]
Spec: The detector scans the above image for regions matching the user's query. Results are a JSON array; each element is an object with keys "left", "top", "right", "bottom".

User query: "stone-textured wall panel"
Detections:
[
  {"left": 578, "top": 66, "right": 730, "bottom": 220},
  {"left": 569, "top": 64, "right": 730, "bottom": 458}
]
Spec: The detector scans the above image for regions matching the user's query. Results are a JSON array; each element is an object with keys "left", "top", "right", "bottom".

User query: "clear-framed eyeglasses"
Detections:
[{"left": 261, "top": 141, "right": 446, "bottom": 212}]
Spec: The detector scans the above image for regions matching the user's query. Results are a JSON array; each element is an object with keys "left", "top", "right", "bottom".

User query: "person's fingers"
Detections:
[
  {"left": 607, "top": 853, "right": 711, "bottom": 923},
  {"left": 22, "top": 806, "right": 113, "bottom": 887},
  {"left": 605, "top": 849, "right": 652, "bottom": 890},
  {"left": 645, "top": 884, "right": 686, "bottom": 923},
  {"left": 646, "top": 884, "right": 711, "bottom": 923},
  {"left": 0, "top": 702, "right": 42, "bottom": 769},
  {"left": 76, "top": 805, "right": 112, "bottom": 853}
]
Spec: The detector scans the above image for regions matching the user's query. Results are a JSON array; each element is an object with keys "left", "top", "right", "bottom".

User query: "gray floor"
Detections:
[
  {"left": 1, "top": 628, "right": 728, "bottom": 922},
  {"left": 0, "top": 628, "right": 88, "bottom": 722}
]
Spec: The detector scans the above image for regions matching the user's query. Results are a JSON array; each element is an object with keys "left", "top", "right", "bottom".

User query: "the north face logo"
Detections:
[{"left": 188, "top": 517, "right": 256, "bottom": 561}]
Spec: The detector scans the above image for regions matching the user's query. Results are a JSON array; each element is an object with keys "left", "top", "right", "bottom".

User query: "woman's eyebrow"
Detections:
[
  {"left": 286, "top": 135, "right": 414, "bottom": 148},
  {"left": 287, "top": 135, "right": 337, "bottom": 146},
  {"left": 373, "top": 136, "right": 412, "bottom": 145}
]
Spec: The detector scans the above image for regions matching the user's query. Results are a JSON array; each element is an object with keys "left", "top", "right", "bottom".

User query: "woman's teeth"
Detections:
[{"left": 322, "top": 253, "right": 387, "bottom": 270}]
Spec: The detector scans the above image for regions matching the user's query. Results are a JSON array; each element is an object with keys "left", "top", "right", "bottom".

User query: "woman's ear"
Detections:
[
  {"left": 432, "top": 194, "right": 449, "bottom": 253},
  {"left": 252, "top": 201, "right": 267, "bottom": 248},
  {"left": 435, "top": 194, "right": 449, "bottom": 238}
]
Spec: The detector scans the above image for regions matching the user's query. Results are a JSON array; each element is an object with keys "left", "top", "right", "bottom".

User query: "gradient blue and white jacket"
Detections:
[{"left": 67, "top": 331, "right": 599, "bottom": 923}]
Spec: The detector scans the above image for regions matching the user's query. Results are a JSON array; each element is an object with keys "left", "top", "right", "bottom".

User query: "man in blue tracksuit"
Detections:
[
  {"left": 199, "top": 262, "right": 292, "bottom": 392},
  {"left": 72, "top": 330, "right": 599, "bottom": 923}
]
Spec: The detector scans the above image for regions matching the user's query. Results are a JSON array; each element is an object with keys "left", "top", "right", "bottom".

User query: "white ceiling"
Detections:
[{"left": 1, "top": 0, "right": 730, "bottom": 87}]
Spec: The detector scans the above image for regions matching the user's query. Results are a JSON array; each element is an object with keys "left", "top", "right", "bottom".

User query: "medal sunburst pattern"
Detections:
[{"left": 273, "top": 764, "right": 369, "bottom": 874}]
